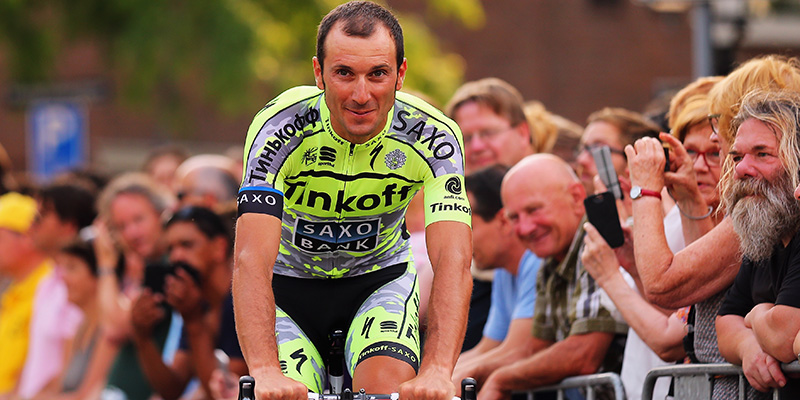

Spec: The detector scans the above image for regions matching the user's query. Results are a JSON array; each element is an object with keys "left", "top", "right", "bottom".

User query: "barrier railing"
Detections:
[
  {"left": 518, "top": 372, "right": 625, "bottom": 400},
  {"left": 641, "top": 361, "right": 800, "bottom": 400}
]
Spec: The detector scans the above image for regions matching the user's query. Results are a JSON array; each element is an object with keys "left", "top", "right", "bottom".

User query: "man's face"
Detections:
[
  {"left": 726, "top": 118, "right": 800, "bottom": 261},
  {"left": 165, "top": 221, "right": 216, "bottom": 276},
  {"left": 454, "top": 102, "right": 531, "bottom": 173},
  {"left": 109, "top": 193, "right": 163, "bottom": 261},
  {"left": 313, "top": 23, "right": 406, "bottom": 144},
  {"left": 501, "top": 175, "right": 583, "bottom": 261},
  {"left": 467, "top": 192, "right": 503, "bottom": 270},
  {"left": 575, "top": 121, "right": 627, "bottom": 194},
  {"left": 29, "top": 201, "right": 75, "bottom": 254}
]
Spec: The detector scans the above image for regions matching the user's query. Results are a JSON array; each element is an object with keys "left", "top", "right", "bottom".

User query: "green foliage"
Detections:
[{"left": 0, "top": 0, "right": 484, "bottom": 126}]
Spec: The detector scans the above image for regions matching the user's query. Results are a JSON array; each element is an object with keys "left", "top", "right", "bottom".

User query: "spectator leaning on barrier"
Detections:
[
  {"left": 716, "top": 89, "right": 800, "bottom": 397},
  {"left": 451, "top": 165, "right": 541, "bottom": 393},
  {"left": 478, "top": 154, "right": 628, "bottom": 400},
  {"left": 579, "top": 75, "right": 724, "bottom": 400}
]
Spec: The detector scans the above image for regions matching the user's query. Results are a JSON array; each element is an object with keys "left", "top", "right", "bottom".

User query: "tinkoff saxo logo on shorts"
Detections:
[{"left": 293, "top": 217, "right": 381, "bottom": 253}]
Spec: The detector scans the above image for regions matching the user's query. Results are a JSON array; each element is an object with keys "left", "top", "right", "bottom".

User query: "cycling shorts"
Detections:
[{"left": 273, "top": 262, "right": 421, "bottom": 393}]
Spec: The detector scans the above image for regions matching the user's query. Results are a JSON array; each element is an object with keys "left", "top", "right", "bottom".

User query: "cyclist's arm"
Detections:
[
  {"left": 233, "top": 213, "right": 308, "bottom": 399},
  {"left": 401, "top": 221, "right": 471, "bottom": 399}
]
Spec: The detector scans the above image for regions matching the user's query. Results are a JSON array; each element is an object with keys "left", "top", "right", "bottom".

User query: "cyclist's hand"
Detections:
[
  {"left": 252, "top": 369, "right": 308, "bottom": 400},
  {"left": 399, "top": 369, "right": 455, "bottom": 400}
]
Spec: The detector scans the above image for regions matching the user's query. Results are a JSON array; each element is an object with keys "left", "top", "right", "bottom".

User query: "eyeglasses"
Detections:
[
  {"left": 576, "top": 143, "right": 626, "bottom": 157},
  {"left": 463, "top": 126, "right": 515, "bottom": 147},
  {"left": 685, "top": 148, "right": 721, "bottom": 167},
  {"left": 708, "top": 114, "right": 720, "bottom": 135}
]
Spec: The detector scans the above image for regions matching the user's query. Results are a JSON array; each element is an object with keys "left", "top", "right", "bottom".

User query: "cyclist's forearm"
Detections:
[
  {"left": 233, "top": 255, "right": 281, "bottom": 375},
  {"left": 233, "top": 215, "right": 284, "bottom": 376},
  {"left": 422, "top": 223, "right": 473, "bottom": 373}
]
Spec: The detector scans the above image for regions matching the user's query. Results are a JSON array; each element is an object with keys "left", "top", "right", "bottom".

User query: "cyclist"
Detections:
[{"left": 233, "top": 2, "right": 473, "bottom": 400}]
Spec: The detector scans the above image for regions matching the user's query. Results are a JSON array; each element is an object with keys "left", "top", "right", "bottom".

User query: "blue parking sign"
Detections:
[{"left": 28, "top": 101, "right": 86, "bottom": 182}]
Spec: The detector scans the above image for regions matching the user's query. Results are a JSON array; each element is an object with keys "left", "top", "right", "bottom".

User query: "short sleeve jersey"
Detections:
[{"left": 239, "top": 86, "right": 471, "bottom": 279}]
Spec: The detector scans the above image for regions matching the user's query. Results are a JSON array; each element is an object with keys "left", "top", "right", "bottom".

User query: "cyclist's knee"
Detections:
[{"left": 353, "top": 356, "right": 416, "bottom": 393}]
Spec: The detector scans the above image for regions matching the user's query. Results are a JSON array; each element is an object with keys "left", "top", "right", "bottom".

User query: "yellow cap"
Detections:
[{"left": 0, "top": 192, "right": 37, "bottom": 234}]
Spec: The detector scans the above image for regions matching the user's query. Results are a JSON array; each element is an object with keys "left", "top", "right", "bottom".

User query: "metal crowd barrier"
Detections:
[
  {"left": 518, "top": 372, "right": 625, "bottom": 400},
  {"left": 641, "top": 361, "right": 800, "bottom": 400}
]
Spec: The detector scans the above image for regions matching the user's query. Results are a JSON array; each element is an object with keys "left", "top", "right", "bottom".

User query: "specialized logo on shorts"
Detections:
[
  {"left": 294, "top": 217, "right": 381, "bottom": 253},
  {"left": 380, "top": 321, "right": 398, "bottom": 333},
  {"left": 384, "top": 149, "right": 406, "bottom": 170},
  {"left": 302, "top": 148, "right": 317, "bottom": 166},
  {"left": 445, "top": 176, "right": 462, "bottom": 195}
]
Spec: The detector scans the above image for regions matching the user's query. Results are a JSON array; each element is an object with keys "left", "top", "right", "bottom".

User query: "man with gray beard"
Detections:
[{"left": 716, "top": 89, "right": 800, "bottom": 398}]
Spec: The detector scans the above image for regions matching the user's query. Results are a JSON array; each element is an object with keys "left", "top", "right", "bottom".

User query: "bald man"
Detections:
[{"left": 477, "top": 154, "right": 629, "bottom": 400}]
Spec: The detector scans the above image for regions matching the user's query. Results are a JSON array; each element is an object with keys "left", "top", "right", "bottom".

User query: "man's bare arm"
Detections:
[
  {"left": 746, "top": 304, "right": 800, "bottom": 363},
  {"left": 233, "top": 213, "right": 308, "bottom": 400},
  {"left": 399, "top": 221, "right": 472, "bottom": 400},
  {"left": 635, "top": 217, "right": 741, "bottom": 309},
  {"left": 478, "top": 332, "right": 614, "bottom": 400}
]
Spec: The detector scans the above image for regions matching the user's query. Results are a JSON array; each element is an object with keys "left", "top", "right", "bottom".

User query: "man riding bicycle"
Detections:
[{"left": 233, "top": 2, "right": 473, "bottom": 400}]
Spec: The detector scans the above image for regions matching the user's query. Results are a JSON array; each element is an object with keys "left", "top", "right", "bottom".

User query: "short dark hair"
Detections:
[
  {"left": 61, "top": 238, "right": 124, "bottom": 280},
  {"left": 39, "top": 182, "right": 97, "bottom": 230},
  {"left": 166, "top": 206, "right": 232, "bottom": 255},
  {"left": 465, "top": 165, "right": 509, "bottom": 221},
  {"left": 316, "top": 1, "right": 404, "bottom": 70}
]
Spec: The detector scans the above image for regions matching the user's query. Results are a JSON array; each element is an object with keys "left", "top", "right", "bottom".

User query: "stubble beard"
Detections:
[{"left": 726, "top": 171, "right": 800, "bottom": 262}]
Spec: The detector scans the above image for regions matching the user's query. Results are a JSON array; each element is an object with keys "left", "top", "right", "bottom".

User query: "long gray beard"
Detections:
[{"left": 726, "top": 172, "right": 800, "bottom": 262}]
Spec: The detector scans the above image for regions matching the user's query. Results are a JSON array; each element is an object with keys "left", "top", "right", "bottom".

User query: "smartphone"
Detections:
[
  {"left": 590, "top": 145, "right": 623, "bottom": 200},
  {"left": 663, "top": 145, "right": 671, "bottom": 172},
  {"left": 583, "top": 191, "right": 625, "bottom": 248}
]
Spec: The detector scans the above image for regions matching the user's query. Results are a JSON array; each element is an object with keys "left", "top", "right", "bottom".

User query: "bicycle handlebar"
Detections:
[{"left": 237, "top": 376, "right": 477, "bottom": 400}]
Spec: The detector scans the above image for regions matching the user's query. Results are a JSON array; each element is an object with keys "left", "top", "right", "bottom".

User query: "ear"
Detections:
[
  {"left": 313, "top": 56, "right": 325, "bottom": 90},
  {"left": 515, "top": 121, "right": 533, "bottom": 146},
  {"left": 567, "top": 181, "right": 587, "bottom": 214},
  {"left": 395, "top": 58, "right": 408, "bottom": 91}
]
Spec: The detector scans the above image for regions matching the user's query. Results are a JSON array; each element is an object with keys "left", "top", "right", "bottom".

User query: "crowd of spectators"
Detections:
[{"left": 2, "top": 52, "right": 800, "bottom": 400}]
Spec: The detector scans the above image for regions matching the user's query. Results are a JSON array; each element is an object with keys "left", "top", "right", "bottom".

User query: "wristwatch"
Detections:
[{"left": 630, "top": 186, "right": 662, "bottom": 200}]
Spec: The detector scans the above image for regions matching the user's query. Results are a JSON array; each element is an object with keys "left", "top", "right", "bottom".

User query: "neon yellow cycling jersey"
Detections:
[{"left": 238, "top": 86, "right": 471, "bottom": 279}]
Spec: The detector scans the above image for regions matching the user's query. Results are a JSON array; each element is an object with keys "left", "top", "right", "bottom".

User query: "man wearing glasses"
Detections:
[{"left": 445, "top": 78, "right": 536, "bottom": 174}]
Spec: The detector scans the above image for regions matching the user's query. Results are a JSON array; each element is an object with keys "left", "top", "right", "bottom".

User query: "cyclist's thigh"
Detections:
[
  {"left": 276, "top": 306, "right": 326, "bottom": 393},
  {"left": 346, "top": 263, "right": 421, "bottom": 376}
]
